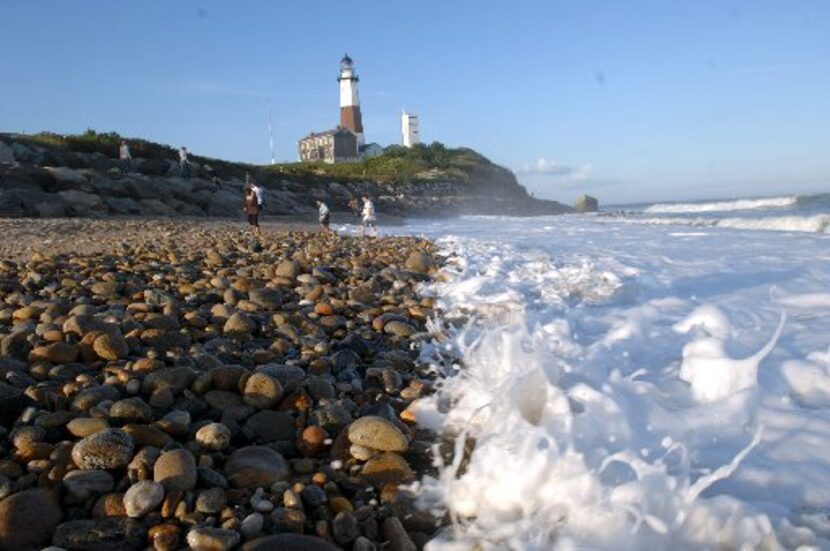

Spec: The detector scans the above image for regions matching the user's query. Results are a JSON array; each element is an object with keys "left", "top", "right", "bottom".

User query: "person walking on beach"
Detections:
[
  {"left": 316, "top": 200, "right": 331, "bottom": 232},
  {"left": 179, "top": 146, "right": 191, "bottom": 178},
  {"left": 243, "top": 183, "right": 261, "bottom": 236},
  {"left": 361, "top": 195, "right": 377, "bottom": 237},
  {"left": 250, "top": 177, "right": 264, "bottom": 212},
  {"left": 119, "top": 140, "right": 132, "bottom": 173},
  {"left": 348, "top": 197, "right": 361, "bottom": 221}
]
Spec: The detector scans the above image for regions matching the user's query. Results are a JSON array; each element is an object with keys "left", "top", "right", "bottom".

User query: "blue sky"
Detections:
[{"left": 2, "top": 1, "right": 828, "bottom": 204}]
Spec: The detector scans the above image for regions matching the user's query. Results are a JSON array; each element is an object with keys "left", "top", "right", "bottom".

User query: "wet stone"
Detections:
[
  {"left": 196, "top": 487, "right": 227, "bottom": 514},
  {"left": 347, "top": 416, "right": 408, "bottom": 452},
  {"left": 361, "top": 452, "right": 415, "bottom": 486},
  {"left": 154, "top": 449, "right": 197, "bottom": 492},
  {"left": 93, "top": 333, "right": 129, "bottom": 360},
  {"left": 225, "top": 446, "right": 291, "bottom": 489},
  {"left": 195, "top": 422, "right": 232, "bottom": 451},
  {"left": 186, "top": 526, "right": 241, "bottom": 551},
  {"left": 123, "top": 480, "right": 165, "bottom": 518},
  {"left": 72, "top": 428, "right": 135, "bottom": 470},
  {"left": 0, "top": 488, "right": 62, "bottom": 549},
  {"left": 52, "top": 518, "right": 145, "bottom": 551},
  {"left": 110, "top": 397, "right": 153, "bottom": 422},
  {"left": 332, "top": 511, "right": 360, "bottom": 545},
  {"left": 242, "top": 372, "right": 283, "bottom": 409},
  {"left": 244, "top": 410, "right": 296, "bottom": 443},
  {"left": 63, "top": 469, "right": 115, "bottom": 500}
]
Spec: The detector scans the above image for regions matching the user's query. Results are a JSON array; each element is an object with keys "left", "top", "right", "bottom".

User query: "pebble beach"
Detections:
[{"left": 0, "top": 218, "right": 443, "bottom": 550}]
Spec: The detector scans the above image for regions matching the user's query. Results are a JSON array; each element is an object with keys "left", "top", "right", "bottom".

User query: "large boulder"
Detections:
[
  {"left": 82, "top": 151, "right": 118, "bottom": 172},
  {"left": 136, "top": 158, "right": 174, "bottom": 176},
  {"left": 44, "top": 166, "right": 90, "bottom": 191},
  {"left": 574, "top": 194, "right": 599, "bottom": 213},
  {"left": 169, "top": 198, "right": 205, "bottom": 216},
  {"left": 261, "top": 190, "right": 301, "bottom": 215},
  {"left": 91, "top": 178, "right": 129, "bottom": 197},
  {"left": 191, "top": 177, "right": 219, "bottom": 194},
  {"left": 105, "top": 196, "right": 142, "bottom": 214},
  {"left": 206, "top": 188, "right": 241, "bottom": 217},
  {"left": 139, "top": 198, "right": 178, "bottom": 217},
  {"left": 59, "top": 189, "right": 107, "bottom": 215},
  {"left": 160, "top": 177, "right": 196, "bottom": 199},
  {"left": 122, "top": 177, "right": 165, "bottom": 200},
  {"left": 0, "top": 142, "right": 14, "bottom": 164},
  {"left": 8, "top": 142, "right": 37, "bottom": 163},
  {"left": 0, "top": 188, "right": 67, "bottom": 217},
  {"left": 0, "top": 164, "right": 57, "bottom": 191}
]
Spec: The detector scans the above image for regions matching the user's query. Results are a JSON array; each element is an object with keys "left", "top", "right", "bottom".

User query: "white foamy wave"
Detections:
[
  {"left": 616, "top": 214, "right": 830, "bottom": 234},
  {"left": 402, "top": 216, "right": 830, "bottom": 550},
  {"left": 645, "top": 196, "right": 799, "bottom": 214}
]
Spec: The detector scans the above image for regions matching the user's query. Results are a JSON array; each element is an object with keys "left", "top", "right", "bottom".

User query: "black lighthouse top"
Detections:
[{"left": 339, "top": 54, "right": 358, "bottom": 81}]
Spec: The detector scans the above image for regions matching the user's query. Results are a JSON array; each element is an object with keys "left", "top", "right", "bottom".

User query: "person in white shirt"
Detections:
[
  {"left": 250, "top": 182, "right": 264, "bottom": 209},
  {"left": 316, "top": 200, "right": 331, "bottom": 232},
  {"left": 119, "top": 140, "right": 132, "bottom": 173},
  {"left": 361, "top": 195, "right": 377, "bottom": 237},
  {"left": 179, "top": 146, "right": 191, "bottom": 178}
]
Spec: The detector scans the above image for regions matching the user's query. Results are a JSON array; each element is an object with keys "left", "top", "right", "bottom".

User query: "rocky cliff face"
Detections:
[{"left": 0, "top": 136, "right": 572, "bottom": 219}]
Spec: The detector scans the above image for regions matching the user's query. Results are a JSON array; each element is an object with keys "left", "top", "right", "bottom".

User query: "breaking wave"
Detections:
[
  {"left": 645, "top": 196, "right": 799, "bottom": 214},
  {"left": 614, "top": 214, "right": 830, "bottom": 234}
]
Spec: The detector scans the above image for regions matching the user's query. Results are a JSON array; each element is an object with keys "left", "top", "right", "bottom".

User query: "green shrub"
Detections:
[{"left": 4, "top": 130, "right": 514, "bottom": 190}]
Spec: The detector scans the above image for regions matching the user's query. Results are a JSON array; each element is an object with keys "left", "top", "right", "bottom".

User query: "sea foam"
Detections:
[{"left": 398, "top": 213, "right": 830, "bottom": 550}]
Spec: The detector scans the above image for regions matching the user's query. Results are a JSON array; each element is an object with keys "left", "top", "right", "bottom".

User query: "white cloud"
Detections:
[{"left": 517, "top": 158, "right": 594, "bottom": 182}]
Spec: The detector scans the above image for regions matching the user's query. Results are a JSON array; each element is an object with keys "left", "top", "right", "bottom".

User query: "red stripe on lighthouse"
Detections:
[{"left": 340, "top": 106, "right": 363, "bottom": 135}]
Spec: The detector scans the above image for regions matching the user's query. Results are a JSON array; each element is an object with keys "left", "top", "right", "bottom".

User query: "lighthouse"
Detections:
[
  {"left": 401, "top": 110, "right": 420, "bottom": 147},
  {"left": 338, "top": 54, "right": 364, "bottom": 146}
]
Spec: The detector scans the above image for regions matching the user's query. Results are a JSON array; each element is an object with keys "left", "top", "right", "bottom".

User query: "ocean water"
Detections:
[
  {"left": 381, "top": 192, "right": 830, "bottom": 549},
  {"left": 609, "top": 192, "right": 830, "bottom": 234}
]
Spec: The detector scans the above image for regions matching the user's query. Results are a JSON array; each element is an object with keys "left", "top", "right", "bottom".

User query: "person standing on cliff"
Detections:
[
  {"left": 119, "top": 140, "right": 132, "bottom": 173},
  {"left": 179, "top": 146, "right": 191, "bottom": 178},
  {"left": 361, "top": 195, "right": 377, "bottom": 237},
  {"left": 243, "top": 183, "right": 261, "bottom": 236}
]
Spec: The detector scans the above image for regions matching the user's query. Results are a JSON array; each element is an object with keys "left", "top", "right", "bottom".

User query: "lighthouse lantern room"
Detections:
[{"left": 338, "top": 54, "right": 365, "bottom": 146}]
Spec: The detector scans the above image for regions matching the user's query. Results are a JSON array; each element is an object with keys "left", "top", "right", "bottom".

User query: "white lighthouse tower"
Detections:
[
  {"left": 401, "top": 110, "right": 420, "bottom": 147},
  {"left": 338, "top": 54, "right": 364, "bottom": 146}
]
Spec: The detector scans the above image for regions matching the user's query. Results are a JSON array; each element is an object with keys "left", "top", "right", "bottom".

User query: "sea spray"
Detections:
[
  {"left": 399, "top": 218, "right": 830, "bottom": 549},
  {"left": 676, "top": 307, "right": 786, "bottom": 402}
]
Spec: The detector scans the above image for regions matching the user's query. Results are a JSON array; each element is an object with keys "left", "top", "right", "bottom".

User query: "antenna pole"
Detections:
[{"left": 267, "top": 100, "right": 275, "bottom": 165}]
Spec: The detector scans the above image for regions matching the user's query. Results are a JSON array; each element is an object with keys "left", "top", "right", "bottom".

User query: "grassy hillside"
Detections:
[
  {"left": 268, "top": 142, "right": 517, "bottom": 186},
  {"left": 9, "top": 130, "right": 521, "bottom": 187},
  {"left": 11, "top": 130, "right": 253, "bottom": 178}
]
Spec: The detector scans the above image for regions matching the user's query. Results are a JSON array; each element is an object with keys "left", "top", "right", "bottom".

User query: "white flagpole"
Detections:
[{"left": 267, "top": 100, "right": 275, "bottom": 165}]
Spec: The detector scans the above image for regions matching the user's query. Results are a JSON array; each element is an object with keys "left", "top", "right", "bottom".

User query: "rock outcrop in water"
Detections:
[
  {"left": 574, "top": 194, "right": 599, "bottom": 213},
  {"left": 0, "top": 133, "right": 573, "bottom": 219}
]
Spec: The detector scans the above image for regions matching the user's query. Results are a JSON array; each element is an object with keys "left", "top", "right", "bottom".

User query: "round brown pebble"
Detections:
[
  {"left": 299, "top": 425, "right": 328, "bottom": 457},
  {"left": 0, "top": 488, "right": 62, "bottom": 549},
  {"left": 154, "top": 449, "right": 197, "bottom": 492}
]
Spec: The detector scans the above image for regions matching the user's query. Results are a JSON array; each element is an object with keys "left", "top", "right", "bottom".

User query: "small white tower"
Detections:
[
  {"left": 401, "top": 110, "right": 420, "bottom": 147},
  {"left": 338, "top": 54, "right": 364, "bottom": 146}
]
